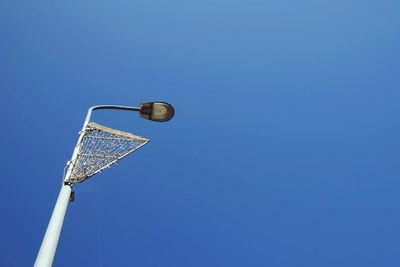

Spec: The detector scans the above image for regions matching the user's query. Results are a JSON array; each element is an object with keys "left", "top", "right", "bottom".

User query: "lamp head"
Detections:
[{"left": 139, "top": 102, "right": 175, "bottom": 122}]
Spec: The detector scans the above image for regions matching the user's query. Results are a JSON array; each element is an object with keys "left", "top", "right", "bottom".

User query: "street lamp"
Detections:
[{"left": 34, "top": 102, "right": 175, "bottom": 267}]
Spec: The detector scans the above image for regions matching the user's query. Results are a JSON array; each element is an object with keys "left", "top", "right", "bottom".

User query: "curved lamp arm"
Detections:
[
  {"left": 82, "top": 105, "right": 141, "bottom": 130},
  {"left": 82, "top": 102, "right": 175, "bottom": 130}
]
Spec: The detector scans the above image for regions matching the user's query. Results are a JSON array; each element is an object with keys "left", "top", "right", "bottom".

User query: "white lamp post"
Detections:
[{"left": 34, "top": 102, "right": 175, "bottom": 267}]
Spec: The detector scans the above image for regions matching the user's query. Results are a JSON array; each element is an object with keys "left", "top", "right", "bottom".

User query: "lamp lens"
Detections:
[{"left": 139, "top": 102, "right": 174, "bottom": 122}]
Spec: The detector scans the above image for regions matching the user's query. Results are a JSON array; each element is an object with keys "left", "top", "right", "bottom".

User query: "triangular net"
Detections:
[{"left": 67, "top": 122, "right": 149, "bottom": 183}]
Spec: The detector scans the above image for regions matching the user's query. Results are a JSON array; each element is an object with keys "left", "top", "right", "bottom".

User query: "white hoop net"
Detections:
[{"left": 66, "top": 122, "right": 149, "bottom": 183}]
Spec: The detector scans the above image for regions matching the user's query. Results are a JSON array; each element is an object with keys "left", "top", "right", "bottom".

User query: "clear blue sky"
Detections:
[{"left": 1, "top": 0, "right": 400, "bottom": 266}]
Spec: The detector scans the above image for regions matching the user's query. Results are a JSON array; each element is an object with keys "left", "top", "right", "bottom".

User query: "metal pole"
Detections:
[
  {"left": 34, "top": 184, "right": 72, "bottom": 267},
  {"left": 35, "top": 105, "right": 141, "bottom": 266}
]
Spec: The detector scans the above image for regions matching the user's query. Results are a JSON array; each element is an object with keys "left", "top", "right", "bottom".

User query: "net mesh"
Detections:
[{"left": 67, "top": 122, "right": 149, "bottom": 183}]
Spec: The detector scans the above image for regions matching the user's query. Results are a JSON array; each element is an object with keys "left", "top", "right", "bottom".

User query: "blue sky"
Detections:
[{"left": 1, "top": 0, "right": 400, "bottom": 266}]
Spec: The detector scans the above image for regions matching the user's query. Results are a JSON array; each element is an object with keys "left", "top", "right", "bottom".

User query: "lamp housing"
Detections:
[{"left": 139, "top": 102, "right": 175, "bottom": 122}]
